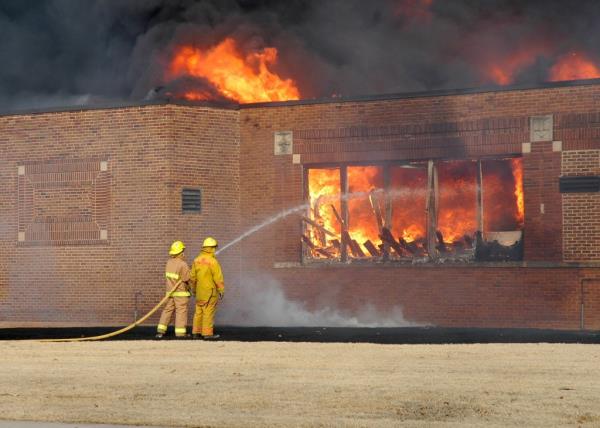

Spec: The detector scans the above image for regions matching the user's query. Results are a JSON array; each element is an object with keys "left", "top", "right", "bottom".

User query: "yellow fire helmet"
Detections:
[
  {"left": 169, "top": 240, "right": 185, "bottom": 256},
  {"left": 202, "top": 237, "right": 218, "bottom": 247}
]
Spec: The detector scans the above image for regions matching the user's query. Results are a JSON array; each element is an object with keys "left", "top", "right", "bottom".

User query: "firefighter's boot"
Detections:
[{"left": 203, "top": 334, "right": 220, "bottom": 340}]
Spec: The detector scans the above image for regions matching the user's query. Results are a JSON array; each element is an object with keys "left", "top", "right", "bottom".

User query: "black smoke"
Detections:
[{"left": 1, "top": 0, "right": 600, "bottom": 110}]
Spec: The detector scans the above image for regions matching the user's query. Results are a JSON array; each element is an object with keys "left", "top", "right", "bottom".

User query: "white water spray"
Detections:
[
  {"left": 217, "top": 203, "right": 309, "bottom": 255},
  {"left": 213, "top": 199, "right": 415, "bottom": 328}
]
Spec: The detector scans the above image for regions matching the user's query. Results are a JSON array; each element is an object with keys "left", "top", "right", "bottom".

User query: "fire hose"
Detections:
[{"left": 39, "top": 281, "right": 183, "bottom": 343}]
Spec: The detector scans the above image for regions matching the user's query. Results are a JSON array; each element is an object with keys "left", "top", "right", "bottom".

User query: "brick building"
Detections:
[{"left": 0, "top": 80, "right": 599, "bottom": 329}]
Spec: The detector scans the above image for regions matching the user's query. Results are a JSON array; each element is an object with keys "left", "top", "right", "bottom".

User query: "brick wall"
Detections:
[
  {"left": 0, "top": 105, "right": 241, "bottom": 326},
  {"left": 562, "top": 149, "right": 600, "bottom": 262},
  {"left": 167, "top": 105, "right": 241, "bottom": 308},
  {"left": 522, "top": 141, "right": 563, "bottom": 261},
  {"left": 238, "top": 83, "right": 600, "bottom": 329},
  {"left": 1, "top": 82, "right": 599, "bottom": 329},
  {"left": 269, "top": 266, "right": 584, "bottom": 329},
  {"left": 0, "top": 106, "right": 170, "bottom": 325}
]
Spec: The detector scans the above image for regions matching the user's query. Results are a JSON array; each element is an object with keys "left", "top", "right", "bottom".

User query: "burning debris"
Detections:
[{"left": 304, "top": 158, "right": 524, "bottom": 264}]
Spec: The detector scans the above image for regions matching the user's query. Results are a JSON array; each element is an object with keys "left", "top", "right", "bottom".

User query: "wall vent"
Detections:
[
  {"left": 559, "top": 176, "right": 600, "bottom": 193},
  {"left": 182, "top": 188, "right": 202, "bottom": 213}
]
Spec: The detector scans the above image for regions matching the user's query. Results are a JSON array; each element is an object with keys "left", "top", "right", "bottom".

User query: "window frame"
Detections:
[{"left": 302, "top": 155, "right": 523, "bottom": 264}]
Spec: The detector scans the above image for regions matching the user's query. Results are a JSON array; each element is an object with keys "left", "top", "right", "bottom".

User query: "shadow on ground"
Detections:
[{"left": 1, "top": 326, "right": 600, "bottom": 344}]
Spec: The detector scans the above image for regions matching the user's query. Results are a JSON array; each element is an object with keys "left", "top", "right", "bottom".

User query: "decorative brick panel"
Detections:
[
  {"left": 17, "top": 158, "right": 111, "bottom": 246},
  {"left": 294, "top": 116, "right": 527, "bottom": 163}
]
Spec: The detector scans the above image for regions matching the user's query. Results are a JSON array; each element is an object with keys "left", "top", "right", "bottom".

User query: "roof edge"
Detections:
[
  {"left": 0, "top": 98, "right": 239, "bottom": 118},
  {"left": 240, "top": 78, "right": 600, "bottom": 108},
  {"left": 2, "top": 78, "right": 600, "bottom": 117}
]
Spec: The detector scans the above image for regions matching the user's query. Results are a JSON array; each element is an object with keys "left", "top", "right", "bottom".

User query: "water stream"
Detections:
[{"left": 216, "top": 203, "right": 309, "bottom": 255}]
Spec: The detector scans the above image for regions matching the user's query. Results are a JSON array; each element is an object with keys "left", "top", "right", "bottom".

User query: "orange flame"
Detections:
[
  {"left": 512, "top": 158, "right": 524, "bottom": 226},
  {"left": 180, "top": 90, "right": 212, "bottom": 101},
  {"left": 480, "top": 42, "right": 551, "bottom": 85},
  {"left": 482, "top": 158, "right": 524, "bottom": 232},
  {"left": 437, "top": 161, "right": 478, "bottom": 243},
  {"left": 390, "top": 165, "right": 427, "bottom": 243},
  {"left": 347, "top": 166, "right": 385, "bottom": 252},
  {"left": 168, "top": 38, "right": 300, "bottom": 103},
  {"left": 549, "top": 52, "right": 600, "bottom": 81}
]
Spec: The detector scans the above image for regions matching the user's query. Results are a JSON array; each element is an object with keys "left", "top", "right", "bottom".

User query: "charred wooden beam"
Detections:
[
  {"left": 464, "top": 234, "right": 473, "bottom": 247},
  {"left": 342, "top": 231, "right": 366, "bottom": 258},
  {"left": 331, "top": 204, "right": 349, "bottom": 259},
  {"left": 341, "top": 230, "right": 352, "bottom": 256},
  {"left": 363, "top": 240, "right": 381, "bottom": 257},
  {"left": 426, "top": 160, "right": 438, "bottom": 258},
  {"left": 301, "top": 216, "right": 337, "bottom": 238},
  {"left": 369, "top": 190, "right": 389, "bottom": 259},
  {"left": 350, "top": 239, "right": 366, "bottom": 258},
  {"left": 435, "top": 230, "right": 448, "bottom": 253},
  {"left": 380, "top": 227, "right": 406, "bottom": 256},
  {"left": 399, "top": 238, "right": 416, "bottom": 254},
  {"left": 331, "top": 204, "right": 345, "bottom": 228},
  {"left": 301, "top": 235, "right": 316, "bottom": 250},
  {"left": 451, "top": 239, "right": 465, "bottom": 250},
  {"left": 311, "top": 195, "right": 328, "bottom": 245},
  {"left": 414, "top": 237, "right": 428, "bottom": 256},
  {"left": 315, "top": 248, "right": 335, "bottom": 259},
  {"left": 368, "top": 189, "right": 385, "bottom": 233}
]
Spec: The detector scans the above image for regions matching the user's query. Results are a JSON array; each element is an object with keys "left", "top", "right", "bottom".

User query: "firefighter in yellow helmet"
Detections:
[
  {"left": 156, "top": 240, "right": 192, "bottom": 339},
  {"left": 190, "top": 237, "right": 224, "bottom": 339}
]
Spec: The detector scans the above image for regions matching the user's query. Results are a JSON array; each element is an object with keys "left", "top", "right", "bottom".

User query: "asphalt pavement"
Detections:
[{"left": 1, "top": 326, "right": 599, "bottom": 343}]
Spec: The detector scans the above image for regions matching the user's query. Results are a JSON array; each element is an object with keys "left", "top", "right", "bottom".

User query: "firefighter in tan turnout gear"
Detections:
[
  {"left": 156, "top": 241, "right": 192, "bottom": 339},
  {"left": 190, "top": 237, "right": 224, "bottom": 340}
]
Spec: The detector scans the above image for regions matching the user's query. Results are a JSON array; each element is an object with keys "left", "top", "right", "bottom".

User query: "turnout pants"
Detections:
[
  {"left": 157, "top": 296, "right": 189, "bottom": 336},
  {"left": 192, "top": 294, "right": 219, "bottom": 336}
]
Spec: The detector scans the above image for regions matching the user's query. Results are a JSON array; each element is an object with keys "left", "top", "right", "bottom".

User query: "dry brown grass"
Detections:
[{"left": 1, "top": 341, "right": 599, "bottom": 427}]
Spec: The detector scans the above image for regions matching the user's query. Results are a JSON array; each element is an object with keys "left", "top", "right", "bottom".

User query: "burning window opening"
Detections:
[
  {"left": 303, "top": 157, "right": 524, "bottom": 264},
  {"left": 303, "top": 168, "right": 342, "bottom": 259}
]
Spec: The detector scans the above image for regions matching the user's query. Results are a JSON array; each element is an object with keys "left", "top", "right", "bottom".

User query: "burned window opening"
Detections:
[{"left": 303, "top": 157, "right": 524, "bottom": 264}]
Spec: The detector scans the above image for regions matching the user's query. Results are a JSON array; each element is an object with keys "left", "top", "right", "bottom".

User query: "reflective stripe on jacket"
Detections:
[
  {"left": 165, "top": 257, "right": 191, "bottom": 295},
  {"left": 167, "top": 290, "right": 191, "bottom": 297}
]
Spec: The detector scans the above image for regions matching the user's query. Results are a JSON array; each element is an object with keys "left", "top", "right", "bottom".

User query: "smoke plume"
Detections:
[
  {"left": 219, "top": 274, "right": 417, "bottom": 327},
  {"left": 2, "top": 0, "right": 600, "bottom": 108}
]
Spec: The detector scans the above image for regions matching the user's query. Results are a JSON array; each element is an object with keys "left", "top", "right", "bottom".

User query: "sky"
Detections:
[{"left": 1, "top": 0, "right": 600, "bottom": 109}]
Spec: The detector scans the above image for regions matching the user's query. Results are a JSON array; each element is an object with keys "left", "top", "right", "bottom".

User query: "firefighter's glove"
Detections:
[{"left": 218, "top": 292, "right": 224, "bottom": 300}]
